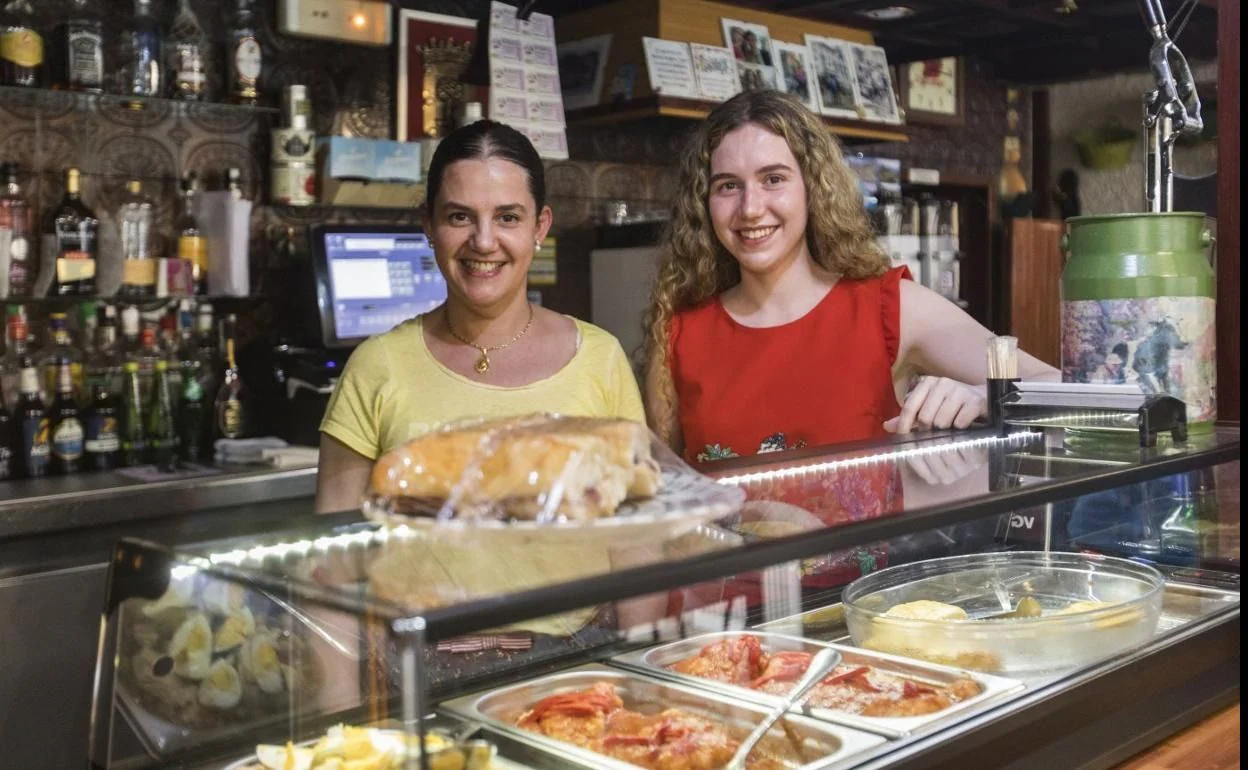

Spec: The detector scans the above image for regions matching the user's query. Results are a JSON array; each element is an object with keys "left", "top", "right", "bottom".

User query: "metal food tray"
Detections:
[
  {"left": 440, "top": 663, "right": 887, "bottom": 770},
  {"left": 611, "top": 631, "right": 1023, "bottom": 738}
]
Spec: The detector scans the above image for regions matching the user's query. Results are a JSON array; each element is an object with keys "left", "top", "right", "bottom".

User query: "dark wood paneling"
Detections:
[
  {"left": 1216, "top": 0, "right": 1240, "bottom": 424},
  {"left": 1031, "top": 89, "right": 1052, "bottom": 220},
  {"left": 1008, "top": 218, "right": 1064, "bottom": 368}
]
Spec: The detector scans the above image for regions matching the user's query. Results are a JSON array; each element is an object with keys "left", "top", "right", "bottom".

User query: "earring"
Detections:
[{"left": 535, "top": 239, "right": 542, "bottom": 250}]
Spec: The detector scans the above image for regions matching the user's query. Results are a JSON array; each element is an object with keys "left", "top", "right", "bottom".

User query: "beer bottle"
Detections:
[
  {"left": 179, "top": 360, "right": 207, "bottom": 463},
  {"left": 49, "top": 358, "right": 85, "bottom": 474},
  {"left": 120, "top": 360, "right": 145, "bottom": 467},
  {"left": 16, "top": 356, "right": 50, "bottom": 478},
  {"left": 0, "top": 383, "right": 15, "bottom": 480},
  {"left": 146, "top": 359, "right": 176, "bottom": 470},
  {"left": 213, "top": 331, "right": 247, "bottom": 440},
  {"left": 85, "top": 383, "right": 120, "bottom": 471}
]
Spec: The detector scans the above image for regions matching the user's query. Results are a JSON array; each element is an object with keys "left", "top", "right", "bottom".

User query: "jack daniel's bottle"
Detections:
[{"left": 56, "top": 0, "right": 104, "bottom": 92}]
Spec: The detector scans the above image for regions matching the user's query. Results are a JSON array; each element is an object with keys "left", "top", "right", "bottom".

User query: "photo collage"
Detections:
[{"left": 560, "top": 15, "right": 902, "bottom": 123}]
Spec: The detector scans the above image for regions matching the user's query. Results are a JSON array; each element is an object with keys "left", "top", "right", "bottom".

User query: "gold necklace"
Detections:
[{"left": 444, "top": 303, "right": 535, "bottom": 374}]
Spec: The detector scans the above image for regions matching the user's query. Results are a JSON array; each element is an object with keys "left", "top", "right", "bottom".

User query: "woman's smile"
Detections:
[
  {"left": 459, "top": 257, "right": 510, "bottom": 278},
  {"left": 735, "top": 225, "right": 780, "bottom": 247}
]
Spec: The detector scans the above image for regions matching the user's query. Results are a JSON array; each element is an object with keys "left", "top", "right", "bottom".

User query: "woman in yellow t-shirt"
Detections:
[{"left": 316, "top": 119, "right": 645, "bottom": 514}]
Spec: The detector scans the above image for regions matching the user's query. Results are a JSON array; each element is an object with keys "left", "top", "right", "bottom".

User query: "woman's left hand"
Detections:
[{"left": 884, "top": 376, "right": 986, "bottom": 433}]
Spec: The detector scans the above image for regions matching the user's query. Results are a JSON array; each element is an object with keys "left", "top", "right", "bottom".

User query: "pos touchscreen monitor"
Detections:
[{"left": 311, "top": 225, "right": 446, "bottom": 349}]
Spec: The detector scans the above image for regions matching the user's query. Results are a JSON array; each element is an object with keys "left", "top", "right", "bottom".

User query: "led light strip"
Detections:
[{"left": 714, "top": 432, "right": 1040, "bottom": 486}]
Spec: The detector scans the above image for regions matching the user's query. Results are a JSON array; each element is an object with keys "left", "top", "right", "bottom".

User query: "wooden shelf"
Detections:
[{"left": 567, "top": 96, "right": 910, "bottom": 144}]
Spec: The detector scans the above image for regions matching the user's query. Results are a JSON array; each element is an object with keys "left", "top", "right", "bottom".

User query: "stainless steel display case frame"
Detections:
[{"left": 86, "top": 428, "right": 1239, "bottom": 769}]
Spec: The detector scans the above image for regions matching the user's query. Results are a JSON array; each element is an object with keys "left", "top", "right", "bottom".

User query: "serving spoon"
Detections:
[{"left": 724, "top": 647, "right": 842, "bottom": 770}]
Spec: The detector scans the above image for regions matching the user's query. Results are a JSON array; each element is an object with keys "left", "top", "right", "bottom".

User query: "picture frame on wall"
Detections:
[
  {"left": 770, "top": 40, "right": 816, "bottom": 111},
  {"left": 557, "top": 34, "right": 613, "bottom": 111},
  {"left": 850, "top": 43, "right": 901, "bottom": 123},
  {"left": 804, "top": 34, "right": 859, "bottom": 119},
  {"left": 896, "top": 57, "right": 966, "bottom": 126},
  {"left": 396, "top": 8, "right": 479, "bottom": 141},
  {"left": 721, "top": 17, "right": 778, "bottom": 93},
  {"left": 689, "top": 43, "right": 741, "bottom": 102}
]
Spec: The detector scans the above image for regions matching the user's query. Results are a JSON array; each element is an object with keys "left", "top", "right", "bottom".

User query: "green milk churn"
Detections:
[{"left": 1060, "top": 212, "right": 1216, "bottom": 427}]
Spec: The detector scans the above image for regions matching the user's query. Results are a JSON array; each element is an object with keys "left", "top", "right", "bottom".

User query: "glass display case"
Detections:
[{"left": 88, "top": 426, "right": 1240, "bottom": 770}]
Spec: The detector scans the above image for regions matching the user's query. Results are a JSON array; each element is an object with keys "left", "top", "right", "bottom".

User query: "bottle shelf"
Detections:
[
  {"left": 0, "top": 84, "right": 278, "bottom": 119},
  {"left": 3, "top": 294, "right": 264, "bottom": 309}
]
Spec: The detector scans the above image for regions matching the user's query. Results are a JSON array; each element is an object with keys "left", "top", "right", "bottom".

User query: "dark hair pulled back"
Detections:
[{"left": 423, "top": 120, "right": 547, "bottom": 215}]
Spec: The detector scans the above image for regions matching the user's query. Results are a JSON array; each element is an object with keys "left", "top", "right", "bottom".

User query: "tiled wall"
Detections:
[{"left": 2, "top": 0, "right": 1026, "bottom": 327}]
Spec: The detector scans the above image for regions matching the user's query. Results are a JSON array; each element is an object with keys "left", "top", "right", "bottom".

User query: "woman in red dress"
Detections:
[
  {"left": 643, "top": 89, "right": 1056, "bottom": 465},
  {"left": 631, "top": 91, "right": 1057, "bottom": 626}
]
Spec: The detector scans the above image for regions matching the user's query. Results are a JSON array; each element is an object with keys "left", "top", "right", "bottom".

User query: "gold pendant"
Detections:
[{"left": 475, "top": 352, "right": 490, "bottom": 373}]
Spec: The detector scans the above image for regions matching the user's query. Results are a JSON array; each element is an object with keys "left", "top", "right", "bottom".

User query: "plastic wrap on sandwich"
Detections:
[{"left": 362, "top": 413, "right": 740, "bottom": 527}]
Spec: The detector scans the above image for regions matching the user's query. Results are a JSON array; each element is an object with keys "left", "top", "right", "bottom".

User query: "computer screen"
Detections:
[{"left": 316, "top": 227, "right": 446, "bottom": 346}]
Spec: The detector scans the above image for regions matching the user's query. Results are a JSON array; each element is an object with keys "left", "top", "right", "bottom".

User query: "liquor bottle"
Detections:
[
  {"left": 48, "top": 168, "right": 99, "bottom": 296},
  {"left": 179, "top": 358, "right": 207, "bottom": 462},
  {"left": 0, "top": 310, "right": 28, "bottom": 406},
  {"left": 0, "top": 381, "right": 15, "bottom": 480},
  {"left": 84, "top": 382, "right": 120, "bottom": 471},
  {"left": 118, "top": 180, "right": 155, "bottom": 297},
  {"left": 226, "top": 167, "right": 244, "bottom": 199},
  {"left": 176, "top": 173, "right": 207, "bottom": 294},
  {"left": 168, "top": 0, "right": 208, "bottom": 101},
  {"left": 226, "top": 0, "right": 262, "bottom": 105},
  {"left": 57, "top": 0, "right": 104, "bottom": 92},
  {"left": 0, "top": 0, "right": 43, "bottom": 88},
  {"left": 119, "top": 304, "right": 141, "bottom": 359},
  {"left": 86, "top": 307, "right": 121, "bottom": 397},
  {"left": 38, "top": 312, "right": 85, "bottom": 406},
  {"left": 213, "top": 325, "right": 246, "bottom": 440},
  {"left": 119, "top": 360, "right": 145, "bottom": 466},
  {"left": 77, "top": 301, "right": 98, "bottom": 359},
  {"left": 146, "top": 358, "right": 176, "bottom": 469},
  {"left": 16, "top": 356, "right": 49, "bottom": 478},
  {"left": 49, "top": 358, "right": 85, "bottom": 474},
  {"left": 0, "top": 162, "right": 35, "bottom": 297},
  {"left": 192, "top": 301, "right": 216, "bottom": 392},
  {"left": 132, "top": 325, "right": 160, "bottom": 402},
  {"left": 122, "top": 0, "right": 162, "bottom": 98}
]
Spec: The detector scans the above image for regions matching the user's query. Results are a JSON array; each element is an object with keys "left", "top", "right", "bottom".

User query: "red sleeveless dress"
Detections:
[
  {"left": 671, "top": 266, "right": 911, "bottom": 463},
  {"left": 663, "top": 267, "right": 912, "bottom": 618}
]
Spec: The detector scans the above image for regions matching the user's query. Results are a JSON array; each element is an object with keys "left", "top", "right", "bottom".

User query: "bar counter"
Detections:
[
  {"left": 0, "top": 466, "right": 319, "bottom": 770},
  {"left": 0, "top": 463, "right": 317, "bottom": 543}
]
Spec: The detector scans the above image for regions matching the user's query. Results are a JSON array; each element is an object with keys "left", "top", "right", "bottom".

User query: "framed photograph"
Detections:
[
  {"left": 804, "top": 34, "right": 859, "bottom": 119},
  {"left": 896, "top": 57, "right": 965, "bottom": 126},
  {"left": 850, "top": 43, "right": 901, "bottom": 123},
  {"left": 689, "top": 43, "right": 740, "bottom": 102},
  {"left": 396, "top": 9, "right": 478, "bottom": 141},
  {"left": 721, "top": 18, "right": 774, "bottom": 67},
  {"left": 557, "top": 34, "right": 612, "bottom": 111},
  {"left": 641, "top": 38, "right": 699, "bottom": 99},
  {"left": 771, "top": 40, "right": 816, "bottom": 110},
  {"left": 736, "top": 61, "right": 777, "bottom": 92}
]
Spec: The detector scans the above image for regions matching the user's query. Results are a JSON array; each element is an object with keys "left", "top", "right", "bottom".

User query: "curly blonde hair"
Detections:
[{"left": 643, "top": 90, "right": 889, "bottom": 446}]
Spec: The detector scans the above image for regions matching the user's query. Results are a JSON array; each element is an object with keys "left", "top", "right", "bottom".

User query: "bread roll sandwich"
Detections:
[{"left": 369, "top": 414, "right": 662, "bottom": 521}]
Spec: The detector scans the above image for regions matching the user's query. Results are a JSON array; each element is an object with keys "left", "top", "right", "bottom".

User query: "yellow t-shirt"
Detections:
[
  {"left": 320, "top": 314, "right": 646, "bottom": 460},
  {"left": 319, "top": 313, "right": 646, "bottom": 637}
]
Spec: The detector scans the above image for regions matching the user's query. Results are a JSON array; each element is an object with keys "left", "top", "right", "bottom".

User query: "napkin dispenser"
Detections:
[{"left": 999, "top": 381, "right": 1187, "bottom": 447}]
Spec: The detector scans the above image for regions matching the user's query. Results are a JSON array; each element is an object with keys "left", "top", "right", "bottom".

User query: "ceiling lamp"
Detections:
[{"left": 859, "top": 6, "right": 919, "bottom": 21}]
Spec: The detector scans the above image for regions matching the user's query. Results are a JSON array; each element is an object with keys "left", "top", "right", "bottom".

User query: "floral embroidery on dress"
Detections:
[
  {"left": 699, "top": 433, "right": 807, "bottom": 463},
  {"left": 758, "top": 433, "right": 807, "bottom": 454},
  {"left": 697, "top": 444, "right": 739, "bottom": 462}
]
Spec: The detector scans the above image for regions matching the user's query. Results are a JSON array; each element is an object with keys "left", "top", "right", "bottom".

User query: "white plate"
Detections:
[{"left": 365, "top": 469, "right": 746, "bottom": 547}]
